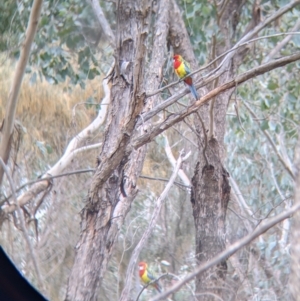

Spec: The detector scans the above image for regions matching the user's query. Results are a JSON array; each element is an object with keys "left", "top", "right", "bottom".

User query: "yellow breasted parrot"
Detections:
[
  {"left": 173, "top": 54, "right": 199, "bottom": 100},
  {"left": 138, "top": 261, "right": 162, "bottom": 293}
]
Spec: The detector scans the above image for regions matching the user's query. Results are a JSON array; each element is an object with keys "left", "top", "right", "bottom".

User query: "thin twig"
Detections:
[
  {"left": 140, "top": 175, "right": 190, "bottom": 190},
  {"left": 0, "top": 158, "right": 43, "bottom": 288},
  {"left": 1, "top": 168, "right": 95, "bottom": 206},
  {"left": 136, "top": 273, "right": 169, "bottom": 301}
]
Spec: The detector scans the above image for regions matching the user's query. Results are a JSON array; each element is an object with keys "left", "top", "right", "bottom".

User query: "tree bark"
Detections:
[
  {"left": 167, "top": 0, "right": 261, "bottom": 299},
  {"left": 190, "top": 0, "right": 256, "bottom": 297},
  {"left": 119, "top": 0, "right": 171, "bottom": 299},
  {"left": 65, "top": 1, "right": 151, "bottom": 300},
  {"left": 167, "top": 0, "right": 232, "bottom": 298}
]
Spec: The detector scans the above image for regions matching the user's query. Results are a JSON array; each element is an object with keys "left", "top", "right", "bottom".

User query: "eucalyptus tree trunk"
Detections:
[
  {"left": 168, "top": 0, "right": 259, "bottom": 299},
  {"left": 65, "top": 1, "right": 151, "bottom": 300}
]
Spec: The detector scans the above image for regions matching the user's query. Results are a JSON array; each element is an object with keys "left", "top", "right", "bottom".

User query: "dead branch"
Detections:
[
  {"left": 90, "top": 0, "right": 115, "bottom": 47},
  {"left": 1, "top": 68, "right": 112, "bottom": 214},
  {"left": 0, "top": 0, "right": 43, "bottom": 185},
  {"left": 163, "top": 134, "right": 191, "bottom": 187},
  {"left": 139, "top": 175, "right": 189, "bottom": 190}
]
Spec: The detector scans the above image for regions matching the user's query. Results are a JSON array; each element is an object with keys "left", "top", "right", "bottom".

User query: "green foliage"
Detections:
[
  {"left": 179, "top": 0, "right": 217, "bottom": 63},
  {"left": 0, "top": 1, "right": 28, "bottom": 52},
  {"left": 0, "top": 0, "right": 108, "bottom": 88}
]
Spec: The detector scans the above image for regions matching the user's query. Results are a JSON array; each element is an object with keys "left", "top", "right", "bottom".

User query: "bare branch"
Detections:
[
  {"left": 229, "top": 177, "right": 255, "bottom": 220},
  {"left": 90, "top": 0, "right": 115, "bottom": 47},
  {"left": 2, "top": 68, "right": 112, "bottom": 213},
  {"left": 163, "top": 134, "right": 191, "bottom": 187},
  {"left": 133, "top": 52, "right": 300, "bottom": 149},
  {"left": 149, "top": 202, "right": 300, "bottom": 301},
  {"left": 265, "top": 20, "right": 300, "bottom": 62},
  {"left": 0, "top": 0, "right": 43, "bottom": 185},
  {"left": 1, "top": 168, "right": 96, "bottom": 206}
]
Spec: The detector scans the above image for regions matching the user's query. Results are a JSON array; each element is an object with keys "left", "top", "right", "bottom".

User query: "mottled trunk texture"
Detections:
[
  {"left": 191, "top": 137, "right": 230, "bottom": 297},
  {"left": 65, "top": 1, "right": 151, "bottom": 300},
  {"left": 168, "top": 0, "right": 255, "bottom": 299},
  {"left": 191, "top": 86, "right": 233, "bottom": 300},
  {"left": 119, "top": 0, "right": 171, "bottom": 298}
]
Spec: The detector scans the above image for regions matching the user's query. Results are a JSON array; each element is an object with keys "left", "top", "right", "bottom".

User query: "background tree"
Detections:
[{"left": 0, "top": 0, "right": 300, "bottom": 301}]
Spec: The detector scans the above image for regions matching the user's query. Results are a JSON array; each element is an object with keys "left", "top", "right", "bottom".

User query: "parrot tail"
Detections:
[{"left": 189, "top": 84, "right": 199, "bottom": 100}]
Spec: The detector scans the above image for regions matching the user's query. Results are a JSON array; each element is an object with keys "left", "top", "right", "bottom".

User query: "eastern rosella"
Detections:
[
  {"left": 173, "top": 54, "right": 199, "bottom": 100},
  {"left": 138, "top": 261, "right": 162, "bottom": 293}
]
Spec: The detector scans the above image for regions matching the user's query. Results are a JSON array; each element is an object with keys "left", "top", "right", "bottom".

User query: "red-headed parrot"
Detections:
[
  {"left": 173, "top": 54, "right": 199, "bottom": 100},
  {"left": 138, "top": 261, "right": 162, "bottom": 293}
]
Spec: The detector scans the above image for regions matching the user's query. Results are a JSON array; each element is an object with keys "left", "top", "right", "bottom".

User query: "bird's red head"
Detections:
[
  {"left": 173, "top": 54, "right": 182, "bottom": 62},
  {"left": 138, "top": 261, "right": 147, "bottom": 276}
]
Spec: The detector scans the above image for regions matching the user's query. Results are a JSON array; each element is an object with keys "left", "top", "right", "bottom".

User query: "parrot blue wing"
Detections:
[{"left": 183, "top": 59, "right": 191, "bottom": 74}]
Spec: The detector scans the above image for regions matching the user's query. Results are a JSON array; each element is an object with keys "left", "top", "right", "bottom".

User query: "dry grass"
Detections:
[
  {"left": 0, "top": 57, "right": 104, "bottom": 163},
  {"left": 0, "top": 57, "right": 106, "bottom": 301}
]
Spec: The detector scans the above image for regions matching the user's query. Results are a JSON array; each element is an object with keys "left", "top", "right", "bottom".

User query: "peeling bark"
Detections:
[
  {"left": 167, "top": 0, "right": 231, "bottom": 298},
  {"left": 65, "top": 1, "right": 151, "bottom": 300}
]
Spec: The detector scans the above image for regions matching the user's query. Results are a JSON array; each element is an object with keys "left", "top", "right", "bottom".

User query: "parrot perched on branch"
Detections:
[
  {"left": 173, "top": 54, "right": 199, "bottom": 100},
  {"left": 138, "top": 261, "right": 162, "bottom": 293}
]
